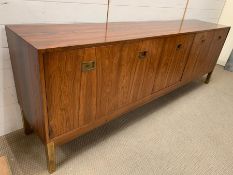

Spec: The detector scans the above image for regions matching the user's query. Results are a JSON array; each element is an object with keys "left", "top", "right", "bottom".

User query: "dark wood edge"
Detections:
[{"left": 38, "top": 53, "right": 50, "bottom": 144}]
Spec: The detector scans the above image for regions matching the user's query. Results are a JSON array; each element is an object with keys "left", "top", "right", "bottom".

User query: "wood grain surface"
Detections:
[
  {"left": 6, "top": 20, "right": 230, "bottom": 173},
  {"left": 6, "top": 28, "right": 48, "bottom": 143},
  {"left": 153, "top": 34, "right": 194, "bottom": 92},
  {"left": 44, "top": 49, "right": 83, "bottom": 138},
  {"left": 5, "top": 20, "right": 229, "bottom": 52}
]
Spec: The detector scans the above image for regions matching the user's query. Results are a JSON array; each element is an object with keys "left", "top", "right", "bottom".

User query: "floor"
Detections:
[{"left": 0, "top": 66, "right": 233, "bottom": 175}]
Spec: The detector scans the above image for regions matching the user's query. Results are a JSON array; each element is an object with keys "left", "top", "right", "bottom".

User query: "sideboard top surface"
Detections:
[{"left": 6, "top": 20, "right": 229, "bottom": 52}]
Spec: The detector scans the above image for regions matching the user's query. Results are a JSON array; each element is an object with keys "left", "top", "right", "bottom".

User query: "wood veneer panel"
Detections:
[
  {"left": 96, "top": 44, "right": 122, "bottom": 118},
  {"left": 117, "top": 42, "right": 140, "bottom": 108},
  {"left": 183, "top": 31, "right": 214, "bottom": 81},
  {"left": 130, "top": 38, "right": 164, "bottom": 101},
  {"left": 6, "top": 28, "right": 47, "bottom": 143},
  {"left": 44, "top": 50, "right": 83, "bottom": 138},
  {"left": 79, "top": 48, "right": 97, "bottom": 127},
  {"left": 96, "top": 41, "right": 141, "bottom": 117},
  {"left": 6, "top": 20, "right": 229, "bottom": 52},
  {"left": 206, "top": 28, "right": 230, "bottom": 72},
  {"left": 153, "top": 34, "right": 194, "bottom": 92},
  {"left": 52, "top": 74, "right": 192, "bottom": 145}
]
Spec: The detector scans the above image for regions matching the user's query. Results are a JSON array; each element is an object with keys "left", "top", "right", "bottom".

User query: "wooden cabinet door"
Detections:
[
  {"left": 129, "top": 38, "right": 164, "bottom": 102},
  {"left": 152, "top": 34, "right": 194, "bottom": 92},
  {"left": 182, "top": 31, "right": 215, "bottom": 81},
  {"left": 95, "top": 44, "right": 123, "bottom": 118},
  {"left": 96, "top": 38, "right": 164, "bottom": 118},
  {"left": 206, "top": 29, "right": 230, "bottom": 72},
  {"left": 182, "top": 29, "right": 229, "bottom": 82},
  {"left": 96, "top": 41, "right": 140, "bottom": 118},
  {"left": 44, "top": 48, "right": 97, "bottom": 138}
]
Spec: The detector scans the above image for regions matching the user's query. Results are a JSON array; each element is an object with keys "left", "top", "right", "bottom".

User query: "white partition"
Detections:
[
  {"left": 110, "top": 0, "right": 186, "bottom": 7},
  {"left": 108, "top": 0, "right": 187, "bottom": 22},
  {"left": 217, "top": 0, "right": 233, "bottom": 66},
  {"left": 184, "top": 0, "right": 226, "bottom": 23},
  {"left": 0, "top": 0, "right": 107, "bottom": 24}
]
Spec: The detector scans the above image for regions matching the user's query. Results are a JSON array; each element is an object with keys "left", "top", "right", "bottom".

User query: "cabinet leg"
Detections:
[
  {"left": 45, "top": 142, "right": 56, "bottom": 174},
  {"left": 21, "top": 109, "right": 33, "bottom": 135},
  {"left": 205, "top": 71, "right": 213, "bottom": 84}
]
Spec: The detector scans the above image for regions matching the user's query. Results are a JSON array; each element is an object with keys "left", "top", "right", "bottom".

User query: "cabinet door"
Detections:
[
  {"left": 182, "top": 31, "right": 214, "bottom": 81},
  {"left": 96, "top": 38, "right": 164, "bottom": 118},
  {"left": 44, "top": 48, "right": 96, "bottom": 138},
  {"left": 95, "top": 44, "right": 123, "bottom": 118},
  {"left": 152, "top": 34, "right": 194, "bottom": 92},
  {"left": 206, "top": 29, "right": 230, "bottom": 72},
  {"left": 129, "top": 38, "right": 164, "bottom": 102},
  {"left": 96, "top": 41, "right": 140, "bottom": 118}
]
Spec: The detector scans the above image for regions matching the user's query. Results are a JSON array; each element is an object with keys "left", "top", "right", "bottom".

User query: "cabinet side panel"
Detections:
[{"left": 6, "top": 28, "right": 47, "bottom": 143}]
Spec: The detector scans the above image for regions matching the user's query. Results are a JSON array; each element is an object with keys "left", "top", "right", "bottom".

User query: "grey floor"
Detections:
[{"left": 1, "top": 66, "right": 233, "bottom": 175}]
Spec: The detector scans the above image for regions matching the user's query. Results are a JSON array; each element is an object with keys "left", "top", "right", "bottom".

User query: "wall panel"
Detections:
[
  {"left": 184, "top": 0, "right": 225, "bottom": 23},
  {"left": 0, "top": 103, "right": 22, "bottom": 136},
  {"left": 108, "top": 6, "right": 185, "bottom": 22},
  {"left": 0, "top": 25, "right": 8, "bottom": 48},
  {"left": 26, "top": 0, "right": 107, "bottom": 4},
  {"left": 110, "top": 0, "right": 186, "bottom": 7},
  {"left": 0, "top": 0, "right": 107, "bottom": 24}
]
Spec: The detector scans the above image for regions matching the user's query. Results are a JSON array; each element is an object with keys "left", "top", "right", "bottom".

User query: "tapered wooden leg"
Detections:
[
  {"left": 205, "top": 71, "right": 213, "bottom": 84},
  {"left": 45, "top": 142, "right": 56, "bottom": 174},
  {"left": 21, "top": 109, "right": 33, "bottom": 135}
]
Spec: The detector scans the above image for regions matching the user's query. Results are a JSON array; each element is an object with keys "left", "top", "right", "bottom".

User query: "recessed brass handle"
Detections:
[
  {"left": 177, "top": 44, "right": 182, "bottom": 49},
  {"left": 138, "top": 51, "right": 148, "bottom": 59},
  {"left": 81, "top": 61, "right": 96, "bottom": 72}
]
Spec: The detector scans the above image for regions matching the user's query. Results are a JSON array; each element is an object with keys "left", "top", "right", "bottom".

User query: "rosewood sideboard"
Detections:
[{"left": 6, "top": 20, "right": 230, "bottom": 173}]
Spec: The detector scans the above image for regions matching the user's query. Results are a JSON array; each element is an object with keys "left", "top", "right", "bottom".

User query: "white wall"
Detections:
[
  {"left": 108, "top": 0, "right": 187, "bottom": 22},
  {"left": 0, "top": 0, "right": 227, "bottom": 136},
  {"left": 217, "top": 0, "right": 233, "bottom": 66},
  {"left": 184, "top": 0, "right": 226, "bottom": 23}
]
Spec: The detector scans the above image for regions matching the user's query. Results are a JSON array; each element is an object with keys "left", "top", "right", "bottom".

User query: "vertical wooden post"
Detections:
[
  {"left": 205, "top": 71, "right": 213, "bottom": 84},
  {"left": 45, "top": 142, "right": 56, "bottom": 174}
]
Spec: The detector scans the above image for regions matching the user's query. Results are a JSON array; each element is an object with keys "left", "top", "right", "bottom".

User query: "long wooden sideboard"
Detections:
[{"left": 6, "top": 20, "right": 230, "bottom": 173}]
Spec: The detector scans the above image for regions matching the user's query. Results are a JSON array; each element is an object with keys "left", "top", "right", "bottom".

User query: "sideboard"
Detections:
[{"left": 6, "top": 20, "right": 230, "bottom": 173}]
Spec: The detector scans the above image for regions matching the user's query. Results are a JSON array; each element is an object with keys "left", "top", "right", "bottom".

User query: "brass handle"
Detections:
[
  {"left": 138, "top": 51, "right": 148, "bottom": 59},
  {"left": 177, "top": 44, "right": 182, "bottom": 49},
  {"left": 81, "top": 61, "right": 96, "bottom": 72}
]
